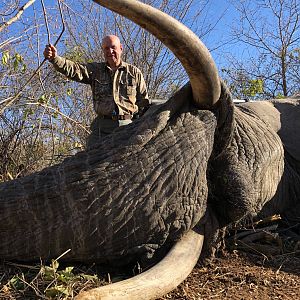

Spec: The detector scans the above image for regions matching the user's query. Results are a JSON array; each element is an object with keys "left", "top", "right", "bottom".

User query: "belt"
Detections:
[{"left": 100, "top": 114, "right": 132, "bottom": 121}]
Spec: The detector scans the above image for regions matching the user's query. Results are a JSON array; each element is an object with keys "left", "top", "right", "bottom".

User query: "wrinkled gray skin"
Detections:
[
  {"left": 0, "top": 85, "right": 214, "bottom": 264},
  {"left": 209, "top": 96, "right": 300, "bottom": 227},
  {"left": 1, "top": 0, "right": 300, "bottom": 266}
]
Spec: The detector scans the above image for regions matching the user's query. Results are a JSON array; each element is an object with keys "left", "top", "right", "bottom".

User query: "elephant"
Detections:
[{"left": 1, "top": 0, "right": 300, "bottom": 299}]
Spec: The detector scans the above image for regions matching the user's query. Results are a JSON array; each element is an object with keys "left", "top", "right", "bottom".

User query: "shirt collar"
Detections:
[{"left": 105, "top": 61, "right": 126, "bottom": 71}]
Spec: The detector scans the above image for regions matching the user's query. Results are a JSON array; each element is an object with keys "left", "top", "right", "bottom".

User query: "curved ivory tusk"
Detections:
[
  {"left": 92, "top": 0, "right": 220, "bottom": 108},
  {"left": 75, "top": 231, "right": 204, "bottom": 300}
]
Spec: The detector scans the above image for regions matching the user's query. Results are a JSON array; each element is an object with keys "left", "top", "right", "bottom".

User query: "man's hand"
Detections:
[{"left": 43, "top": 44, "right": 57, "bottom": 61}]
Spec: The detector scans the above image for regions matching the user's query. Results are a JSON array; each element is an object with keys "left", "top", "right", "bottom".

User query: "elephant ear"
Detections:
[
  {"left": 93, "top": 0, "right": 221, "bottom": 109},
  {"left": 273, "top": 98, "right": 300, "bottom": 162},
  {"left": 239, "top": 97, "right": 300, "bottom": 162}
]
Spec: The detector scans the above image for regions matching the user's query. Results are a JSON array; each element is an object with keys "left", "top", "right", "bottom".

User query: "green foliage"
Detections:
[
  {"left": 221, "top": 69, "right": 265, "bottom": 99},
  {"left": 66, "top": 88, "right": 73, "bottom": 96},
  {"left": 65, "top": 45, "right": 85, "bottom": 62},
  {"left": 1, "top": 50, "right": 27, "bottom": 72},
  {"left": 1, "top": 258, "right": 105, "bottom": 299},
  {"left": 241, "top": 79, "right": 264, "bottom": 98},
  {"left": 13, "top": 53, "right": 23, "bottom": 71},
  {"left": 8, "top": 275, "right": 25, "bottom": 290},
  {"left": 38, "top": 94, "right": 48, "bottom": 104},
  {"left": 52, "top": 111, "right": 59, "bottom": 119},
  {"left": 1, "top": 50, "right": 10, "bottom": 65},
  {"left": 41, "top": 259, "right": 74, "bottom": 297},
  {"left": 45, "top": 285, "right": 70, "bottom": 298},
  {"left": 275, "top": 93, "right": 285, "bottom": 99}
]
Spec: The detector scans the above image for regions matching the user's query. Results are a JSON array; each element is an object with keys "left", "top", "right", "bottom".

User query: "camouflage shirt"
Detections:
[{"left": 50, "top": 56, "right": 150, "bottom": 116}]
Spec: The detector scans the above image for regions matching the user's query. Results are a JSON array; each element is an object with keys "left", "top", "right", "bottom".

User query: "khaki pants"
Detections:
[{"left": 86, "top": 116, "right": 132, "bottom": 149}]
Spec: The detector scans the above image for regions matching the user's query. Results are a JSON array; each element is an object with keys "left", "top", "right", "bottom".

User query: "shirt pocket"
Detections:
[
  {"left": 94, "top": 79, "right": 112, "bottom": 98},
  {"left": 126, "top": 78, "right": 137, "bottom": 99}
]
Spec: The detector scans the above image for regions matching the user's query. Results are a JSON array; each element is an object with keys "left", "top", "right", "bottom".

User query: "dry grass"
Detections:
[{"left": 160, "top": 252, "right": 300, "bottom": 300}]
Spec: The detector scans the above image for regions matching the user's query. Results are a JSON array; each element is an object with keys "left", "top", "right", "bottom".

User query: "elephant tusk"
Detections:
[
  {"left": 75, "top": 231, "right": 204, "bottom": 300},
  {"left": 92, "top": 0, "right": 221, "bottom": 108}
]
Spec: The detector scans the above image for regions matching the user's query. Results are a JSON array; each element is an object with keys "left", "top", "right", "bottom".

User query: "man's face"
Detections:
[{"left": 102, "top": 36, "right": 123, "bottom": 69}]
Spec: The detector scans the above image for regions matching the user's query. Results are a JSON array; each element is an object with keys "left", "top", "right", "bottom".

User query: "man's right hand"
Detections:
[{"left": 43, "top": 44, "right": 57, "bottom": 60}]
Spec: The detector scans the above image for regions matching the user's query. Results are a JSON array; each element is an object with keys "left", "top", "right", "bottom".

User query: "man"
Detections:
[{"left": 43, "top": 35, "right": 150, "bottom": 148}]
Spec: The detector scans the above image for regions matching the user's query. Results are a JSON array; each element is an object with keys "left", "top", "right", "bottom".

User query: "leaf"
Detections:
[
  {"left": 241, "top": 78, "right": 264, "bottom": 98},
  {"left": 14, "top": 53, "right": 23, "bottom": 62},
  {"left": 13, "top": 59, "right": 19, "bottom": 71},
  {"left": 41, "top": 266, "right": 56, "bottom": 281},
  {"left": 10, "top": 53, "right": 26, "bottom": 71},
  {"left": 9, "top": 276, "right": 25, "bottom": 290},
  {"left": 276, "top": 93, "right": 285, "bottom": 99},
  {"left": 63, "top": 266, "right": 74, "bottom": 274},
  {"left": 21, "top": 63, "right": 27, "bottom": 73},
  {"left": 45, "top": 285, "right": 70, "bottom": 297},
  {"left": 2, "top": 51, "right": 10, "bottom": 66},
  {"left": 51, "top": 259, "right": 59, "bottom": 271},
  {"left": 38, "top": 94, "right": 47, "bottom": 104},
  {"left": 74, "top": 142, "right": 83, "bottom": 149},
  {"left": 66, "top": 88, "right": 73, "bottom": 96},
  {"left": 80, "top": 274, "right": 99, "bottom": 281},
  {"left": 57, "top": 266, "right": 75, "bottom": 283}
]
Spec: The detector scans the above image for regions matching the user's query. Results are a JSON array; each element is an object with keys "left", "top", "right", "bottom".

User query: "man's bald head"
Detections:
[{"left": 102, "top": 35, "right": 123, "bottom": 69}]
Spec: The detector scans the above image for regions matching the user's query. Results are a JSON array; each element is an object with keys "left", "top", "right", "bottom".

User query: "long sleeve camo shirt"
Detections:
[{"left": 50, "top": 56, "right": 150, "bottom": 116}]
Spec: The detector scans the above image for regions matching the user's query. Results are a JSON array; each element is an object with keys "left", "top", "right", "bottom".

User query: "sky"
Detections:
[
  {"left": 1, "top": 0, "right": 239, "bottom": 58},
  {"left": 1, "top": 0, "right": 262, "bottom": 71},
  {"left": 197, "top": 0, "right": 243, "bottom": 66}
]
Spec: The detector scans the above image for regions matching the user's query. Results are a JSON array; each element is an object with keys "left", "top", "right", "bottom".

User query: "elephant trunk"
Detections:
[{"left": 93, "top": 0, "right": 221, "bottom": 108}]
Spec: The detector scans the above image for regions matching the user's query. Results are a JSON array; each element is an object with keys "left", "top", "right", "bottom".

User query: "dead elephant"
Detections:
[{"left": 1, "top": 0, "right": 300, "bottom": 299}]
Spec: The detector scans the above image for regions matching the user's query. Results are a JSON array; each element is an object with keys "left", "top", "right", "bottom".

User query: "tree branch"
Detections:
[{"left": 0, "top": 0, "right": 37, "bottom": 33}]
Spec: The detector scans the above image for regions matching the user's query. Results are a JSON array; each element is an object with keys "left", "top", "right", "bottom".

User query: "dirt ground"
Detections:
[
  {"left": 1, "top": 250, "right": 299, "bottom": 299},
  {"left": 160, "top": 218, "right": 300, "bottom": 300},
  {"left": 160, "top": 251, "right": 300, "bottom": 300}
]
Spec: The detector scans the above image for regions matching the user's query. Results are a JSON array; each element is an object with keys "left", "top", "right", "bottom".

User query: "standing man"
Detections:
[{"left": 43, "top": 35, "right": 150, "bottom": 148}]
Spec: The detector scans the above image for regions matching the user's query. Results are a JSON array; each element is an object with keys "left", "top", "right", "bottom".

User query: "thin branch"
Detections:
[
  {"left": 40, "top": 0, "right": 51, "bottom": 45},
  {"left": 16, "top": 101, "right": 91, "bottom": 134},
  {"left": 0, "top": 0, "right": 65, "bottom": 115},
  {"left": 0, "top": 0, "right": 37, "bottom": 33}
]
